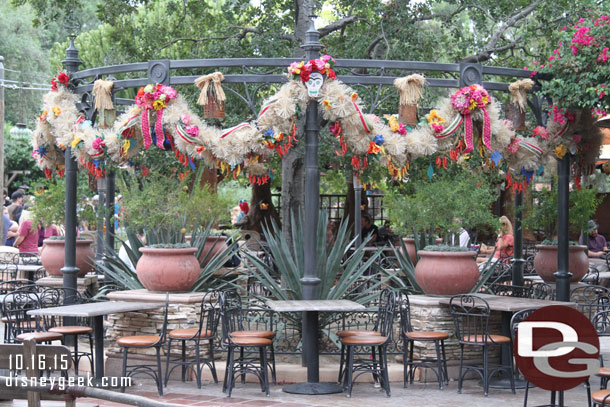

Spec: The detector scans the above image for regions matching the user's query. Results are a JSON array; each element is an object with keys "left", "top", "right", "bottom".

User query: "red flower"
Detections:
[
  {"left": 141, "top": 165, "right": 149, "bottom": 177},
  {"left": 327, "top": 69, "right": 337, "bottom": 80},
  {"left": 300, "top": 69, "right": 310, "bottom": 82},
  {"left": 56, "top": 72, "right": 70, "bottom": 84},
  {"left": 137, "top": 87, "right": 145, "bottom": 97},
  {"left": 50, "top": 79, "right": 58, "bottom": 91}
]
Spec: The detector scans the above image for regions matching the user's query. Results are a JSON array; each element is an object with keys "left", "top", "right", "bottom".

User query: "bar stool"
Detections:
[
  {"left": 40, "top": 287, "right": 94, "bottom": 376},
  {"left": 165, "top": 290, "right": 221, "bottom": 388},
  {"left": 341, "top": 289, "right": 395, "bottom": 398},
  {"left": 220, "top": 290, "right": 274, "bottom": 397},
  {"left": 117, "top": 294, "right": 169, "bottom": 396},
  {"left": 449, "top": 294, "right": 515, "bottom": 397},
  {"left": 399, "top": 293, "right": 449, "bottom": 389}
]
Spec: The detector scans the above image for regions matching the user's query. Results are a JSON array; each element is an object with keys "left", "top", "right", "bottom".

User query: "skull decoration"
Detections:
[{"left": 305, "top": 72, "right": 324, "bottom": 98}]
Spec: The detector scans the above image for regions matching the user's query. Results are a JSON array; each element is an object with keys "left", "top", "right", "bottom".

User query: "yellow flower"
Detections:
[
  {"left": 71, "top": 137, "right": 82, "bottom": 149},
  {"left": 152, "top": 100, "right": 166, "bottom": 110},
  {"left": 40, "top": 110, "right": 48, "bottom": 121},
  {"left": 426, "top": 110, "right": 445, "bottom": 125},
  {"left": 322, "top": 100, "right": 331, "bottom": 109},
  {"left": 274, "top": 132, "right": 284, "bottom": 141},
  {"left": 555, "top": 144, "right": 568, "bottom": 159},
  {"left": 52, "top": 107, "right": 61, "bottom": 116},
  {"left": 387, "top": 115, "right": 400, "bottom": 132}
]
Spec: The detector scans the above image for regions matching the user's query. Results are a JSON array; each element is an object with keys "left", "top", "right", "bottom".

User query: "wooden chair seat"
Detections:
[
  {"left": 598, "top": 367, "right": 610, "bottom": 377},
  {"left": 593, "top": 389, "right": 610, "bottom": 403},
  {"left": 231, "top": 330, "right": 276, "bottom": 339},
  {"left": 168, "top": 328, "right": 213, "bottom": 339},
  {"left": 16, "top": 332, "right": 63, "bottom": 342},
  {"left": 225, "top": 336, "right": 272, "bottom": 346},
  {"left": 49, "top": 326, "right": 93, "bottom": 335},
  {"left": 462, "top": 334, "right": 510, "bottom": 344},
  {"left": 340, "top": 335, "right": 388, "bottom": 346},
  {"left": 117, "top": 335, "right": 160, "bottom": 347},
  {"left": 336, "top": 329, "right": 381, "bottom": 338},
  {"left": 406, "top": 331, "right": 449, "bottom": 340}
]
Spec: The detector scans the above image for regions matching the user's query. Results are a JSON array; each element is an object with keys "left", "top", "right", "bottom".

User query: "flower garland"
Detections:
[{"left": 288, "top": 55, "right": 337, "bottom": 82}]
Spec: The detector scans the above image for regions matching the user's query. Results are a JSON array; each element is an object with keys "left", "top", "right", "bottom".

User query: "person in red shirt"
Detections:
[
  {"left": 14, "top": 211, "right": 40, "bottom": 254},
  {"left": 479, "top": 216, "right": 514, "bottom": 263}
]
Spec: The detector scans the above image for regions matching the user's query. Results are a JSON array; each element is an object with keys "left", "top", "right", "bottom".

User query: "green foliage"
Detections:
[
  {"left": 526, "top": 178, "right": 603, "bottom": 237},
  {"left": 422, "top": 245, "right": 469, "bottom": 252},
  {"left": 540, "top": 239, "right": 579, "bottom": 246},
  {"left": 4, "top": 124, "right": 44, "bottom": 186}
]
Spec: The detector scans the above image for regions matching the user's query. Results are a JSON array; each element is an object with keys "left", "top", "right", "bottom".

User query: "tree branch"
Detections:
[{"left": 318, "top": 15, "right": 359, "bottom": 37}]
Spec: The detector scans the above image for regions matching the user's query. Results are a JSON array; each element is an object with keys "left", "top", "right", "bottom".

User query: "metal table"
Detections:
[
  {"left": 265, "top": 299, "right": 366, "bottom": 395},
  {"left": 439, "top": 294, "right": 576, "bottom": 389},
  {"left": 28, "top": 301, "right": 163, "bottom": 381}
]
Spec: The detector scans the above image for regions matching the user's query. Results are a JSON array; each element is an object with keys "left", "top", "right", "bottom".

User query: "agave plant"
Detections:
[{"left": 96, "top": 222, "right": 238, "bottom": 297}]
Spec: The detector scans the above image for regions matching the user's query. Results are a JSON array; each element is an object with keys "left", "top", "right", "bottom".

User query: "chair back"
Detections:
[
  {"left": 398, "top": 292, "right": 413, "bottom": 336},
  {"left": 449, "top": 294, "right": 491, "bottom": 345},
  {"left": 570, "top": 285, "right": 610, "bottom": 321},
  {"left": 583, "top": 268, "right": 600, "bottom": 286},
  {"left": 488, "top": 283, "right": 531, "bottom": 298},
  {"left": 529, "top": 282, "right": 554, "bottom": 300},
  {"left": 38, "top": 287, "right": 84, "bottom": 329},
  {"left": 592, "top": 309, "right": 610, "bottom": 337},
  {"left": 0, "top": 260, "right": 18, "bottom": 291},
  {"left": 376, "top": 289, "right": 395, "bottom": 339},
  {"left": 0, "top": 280, "right": 34, "bottom": 295},
  {"left": 198, "top": 290, "right": 221, "bottom": 339},
  {"left": 2, "top": 289, "right": 42, "bottom": 343},
  {"left": 510, "top": 308, "right": 537, "bottom": 340},
  {"left": 219, "top": 290, "right": 245, "bottom": 341}
]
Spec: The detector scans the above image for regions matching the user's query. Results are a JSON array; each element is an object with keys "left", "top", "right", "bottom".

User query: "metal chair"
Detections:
[
  {"left": 341, "top": 289, "right": 395, "bottom": 398},
  {"left": 2, "top": 289, "right": 63, "bottom": 345},
  {"left": 488, "top": 283, "right": 532, "bottom": 298},
  {"left": 570, "top": 285, "right": 610, "bottom": 321},
  {"left": 529, "top": 282, "right": 555, "bottom": 300},
  {"left": 165, "top": 290, "right": 221, "bottom": 388},
  {"left": 399, "top": 292, "right": 449, "bottom": 389},
  {"left": 39, "top": 287, "right": 94, "bottom": 376},
  {"left": 117, "top": 294, "right": 169, "bottom": 396},
  {"left": 449, "top": 294, "right": 515, "bottom": 397},
  {"left": 18, "top": 252, "right": 41, "bottom": 265},
  {"left": 220, "top": 290, "right": 274, "bottom": 397},
  {"left": 593, "top": 310, "right": 610, "bottom": 389},
  {"left": 584, "top": 268, "right": 601, "bottom": 286}
]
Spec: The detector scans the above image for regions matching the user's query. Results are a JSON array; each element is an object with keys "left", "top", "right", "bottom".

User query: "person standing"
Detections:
[
  {"left": 7, "top": 190, "right": 24, "bottom": 223},
  {"left": 13, "top": 211, "right": 40, "bottom": 254}
]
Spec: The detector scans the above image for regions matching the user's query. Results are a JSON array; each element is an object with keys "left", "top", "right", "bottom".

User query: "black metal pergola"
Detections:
[{"left": 58, "top": 16, "right": 574, "bottom": 393}]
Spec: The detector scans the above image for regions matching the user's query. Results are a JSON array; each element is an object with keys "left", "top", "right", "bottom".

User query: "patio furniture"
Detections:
[
  {"left": 40, "top": 287, "right": 94, "bottom": 376},
  {"left": 220, "top": 290, "right": 274, "bottom": 397},
  {"left": 265, "top": 298, "right": 366, "bottom": 394},
  {"left": 165, "top": 290, "right": 221, "bottom": 388},
  {"left": 488, "top": 283, "right": 532, "bottom": 298},
  {"left": 3, "top": 289, "right": 63, "bottom": 344},
  {"left": 340, "top": 289, "right": 395, "bottom": 397},
  {"left": 529, "top": 282, "right": 554, "bottom": 300},
  {"left": 117, "top": 294, "right": 169, "bottom": 396},
  {"left": 584, "top": 268, "right": 601, "bottom": 286},
  {"left": 449, "top": 294, "right": 515, "bottom": 397},
  {"left": 27, "top": 300, "right": 164, "bottom": 382},
  {"left": 570, "top": 285, "right": 610, "bottom": 321},
  {"left": 593, "top": 390, "right": 610, "bottom": 406},
  {"left": 593, "top": 309, "right": 610, "bottom": 389},
  {"left": 399, "top": 292, "right": 449, "bottom": 389}
]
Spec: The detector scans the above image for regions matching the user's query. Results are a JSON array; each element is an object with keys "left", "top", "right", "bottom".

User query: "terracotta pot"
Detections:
[
  {"left": 401, "top": 238, "right": 417, "bottom": 265},
  {"left": 534, "top": 244, "right": 589, "bottom": 283},
  {"left": 414, "top": 250, "right": 479, "bottom": 295},
  {"left": 136, "top": 247, "right": 200, "bottom": 292},
  {"left": 186, "top": 235, "right": 229, "bottom": 265},
  {"left": 40, "top": 239, "right": 95, "bottom": 278}
]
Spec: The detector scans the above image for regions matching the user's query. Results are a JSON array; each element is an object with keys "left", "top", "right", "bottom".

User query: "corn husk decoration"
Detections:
[
  {"left": 195, "top": 72, "right": 226, "bottom": 119},
  {"left": 394, "top": 74, "right": 426, "bottom": 126},
  {"left": 92, "top": 79, "right": 116, "bottom": 128},
  {"left": 507, "top": 79, "right": 534, "bottom": 131}
]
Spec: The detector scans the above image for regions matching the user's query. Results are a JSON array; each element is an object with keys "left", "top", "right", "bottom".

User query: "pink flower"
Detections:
[
  {"left": 507, "top": 138, "right": 520, "bottom": 154},
  {"left": 181, "top": 114, "right": 191, "bottom": 125},
  {"left": 152, "top": 91, "right": 162, "bottom": 99},
  {"left": 314, "top": 58, "right": 325, "bottom": 72},
  {"left": 321, "top": 55, "right": 331, "bottom": 63},
  {"left": 397, "top": 123, "right": 407, "bottom": 135},
  {"left": 92, "top": 137, "right": 105, "bottom": 151},
  {"left": 532, "top": 126, "right": 549, "bottom": 140},
  {"left": 431, "top": 123, "right": 444, "bottom": 133},
  {"left": 186, "top": 125, "right": 199, "bottom": 137},
  {"left": 523, "top": 66, "right": 529, "bottom": 70},
  {"left": 160, "top": 85, "right": 177, "bottom": 99}
]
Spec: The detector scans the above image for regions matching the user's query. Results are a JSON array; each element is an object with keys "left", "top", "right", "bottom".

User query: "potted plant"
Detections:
[
  {"left": 118, "top": 171, "right": 234, "bottom": 292},
  {"left": 31, "top": 179, "right": 95, "bottom": 277},
  {"left": 388, "top": 173, "right": 499, "bottom": 295},
  {"left": 526, "top": 178, "right": 602, "bottom": 282}
]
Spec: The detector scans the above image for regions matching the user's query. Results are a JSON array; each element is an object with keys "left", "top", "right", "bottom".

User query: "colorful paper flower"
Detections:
[
  {"left": 322, "top": 100, "right": 332, "bottom": 109},
  {"left": 92, "top": 137, "right": 105, "bottom": 151},
  {"left": 554, "top": 144, "right": 568, "bottom": 159},
  {"left": 71, "top": 137, "right": 83, "bottom": 149},
  {"left": 426, "top": 109, "right": 445, "bottom": 124},
  {"left": 373, "top": 134, "right": 385, "bottom": 145},
  {"left": 532, "top": 126, "right": 550, "bottom": 140}
]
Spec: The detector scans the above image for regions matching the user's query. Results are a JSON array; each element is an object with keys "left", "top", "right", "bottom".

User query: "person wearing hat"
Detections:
[{"left": 579, "top": 220, "right": 608, "bottom": 258}]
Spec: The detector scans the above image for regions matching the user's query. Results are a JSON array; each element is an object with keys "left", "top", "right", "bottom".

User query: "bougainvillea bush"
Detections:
[{"left": 528, "top": 10, "right": 610, "bottom": 119}]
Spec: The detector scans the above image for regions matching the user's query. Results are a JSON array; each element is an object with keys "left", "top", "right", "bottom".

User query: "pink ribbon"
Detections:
[
  {"left": 463, "top": 112, "right": 474, "bottom": 153},
  {"left": 482, "top": 108, "right": 492, "bottom": 151},
  {"left": 141, "top": 110, "right": 152, "bottom": 150},
  {"left": 155, "top": 109, "right": 164, "bottom": 148}
]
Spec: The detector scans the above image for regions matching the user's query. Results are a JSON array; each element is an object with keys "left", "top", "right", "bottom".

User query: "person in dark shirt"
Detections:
[
  {"left": 579, "top": 220, "right": 608, "bottom": 258},
  {"left": 361, "top": 213, "right": 379, "bottom": 245}
]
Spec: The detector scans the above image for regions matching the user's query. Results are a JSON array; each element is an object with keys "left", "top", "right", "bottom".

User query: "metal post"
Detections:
[
  {"left": 353, "top": 173, "right": 362, "bottom": 246},
  {"left": 0, "top": 56, "right": 5, "bottom": 243},
  {"left": 61, "top": 36, "right": 82, "bottom": 305},
  {"left": 105, "top": 170, "right": 115, "bottom": 255},
  {"left": 512, "top": 191, "right": 525, "bottom": 286},
  {"left": 555, "top": 155, "right": 572, "bottom": 301},
  {"left": 95, "top": 177, "right": 106, "bottom": 261}
]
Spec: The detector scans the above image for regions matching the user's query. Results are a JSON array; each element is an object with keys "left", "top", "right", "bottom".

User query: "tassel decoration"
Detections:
[{"left": 93, "top": 79, "right": 116, "bottom": 128}]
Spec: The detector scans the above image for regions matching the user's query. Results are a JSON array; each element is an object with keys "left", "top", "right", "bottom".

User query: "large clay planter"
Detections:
[
  {"left": 40, "top": 239, "right": 94, "bottom": 278},
  {"left": 414, "top": 250, "right": 479, "bottom": 295},
  {"left": 401, "top": 237, "right": 418, "bottom": 265},
  {"left": 533, "top": 244, "right": 589, "bottom": 283},
  {"left": 136, "top": 247, "right": 200, "bottom": 292}
]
